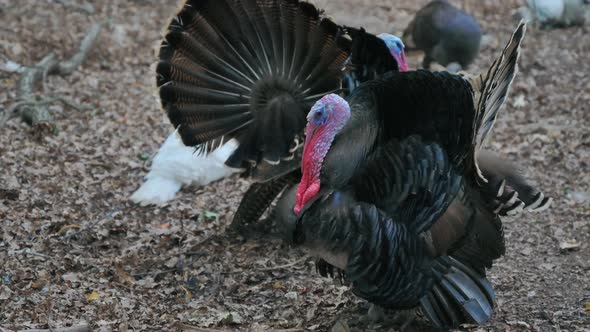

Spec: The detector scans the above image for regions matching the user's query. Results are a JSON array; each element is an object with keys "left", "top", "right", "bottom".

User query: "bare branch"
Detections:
[
  {"left": 17, "top": 54, "right": 58, "bottom": 127},
  {"left": 175, "top": 324, "right": 231, "bottom": 332},
  {"left": 56, "top": 23, "right": 102, "bottom": 75},
  {"left": 1, "top": 23, "right": 102, "bottom": 131},
  {"left": 53, "top": 0, "right": 95, "bottom": 15},
  {"left": 16, "top": 324, "right": 90, "bottom": 332},
  {"left": 222, "top": 256, "right": 309, "bottom": 275},
  {"left": 10, "top": 248, "right": 54, "bottom": 261}
]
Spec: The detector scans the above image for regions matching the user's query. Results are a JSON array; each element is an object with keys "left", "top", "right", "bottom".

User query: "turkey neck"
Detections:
[{"left": 321, "top": 96, "right": 379, "bottom": 190}]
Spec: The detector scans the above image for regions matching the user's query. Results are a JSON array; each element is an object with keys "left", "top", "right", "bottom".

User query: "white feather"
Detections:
[
  {"left": 528, "top": 0, "right": 565, "bottom": 23},
  {"left": 130, "top": 129, "right": 240, "bottom": 206}
]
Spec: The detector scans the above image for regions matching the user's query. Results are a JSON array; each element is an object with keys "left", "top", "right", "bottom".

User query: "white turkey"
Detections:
[
  {"left": 130, "top": 130, "right": 239, "bottom": 206},
  {"left": 514, "top": 0, "right": 590, "bottom": 27}
]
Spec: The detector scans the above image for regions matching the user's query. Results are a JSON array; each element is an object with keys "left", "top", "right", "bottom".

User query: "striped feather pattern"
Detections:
[
  {"left": 468, "top": 21, "right": 526, "bottom": 183},
  {"left": 157, "top": 0, "right": 351, "bottom": 171}
]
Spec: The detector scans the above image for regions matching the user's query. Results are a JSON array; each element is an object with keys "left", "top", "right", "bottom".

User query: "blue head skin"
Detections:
[
  {"left": 295, "top": 94, "right": 351, "bottom": 214},
  {"left": 377, "top": 33, "right": 408, "bottom": 71}
]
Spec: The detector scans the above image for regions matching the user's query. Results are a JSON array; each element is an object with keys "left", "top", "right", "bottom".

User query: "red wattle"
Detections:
[
  {"left": 295, "top": 126, "right": 325, "bottom": 214},
  {"left": 294, "top": 180, "right": 320, "bottom": 214},
  {"left": 396, "top": 52, "right": 409, "bottom": 72}
]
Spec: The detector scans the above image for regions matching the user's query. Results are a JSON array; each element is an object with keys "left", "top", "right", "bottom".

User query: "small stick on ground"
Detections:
[
  {"left": 175, "top": 324, "right": 231, "bottom": 332},
  {"left": 54, "top": 0, "right": 95, "bottom": 15},
  {"left": 0, "top": 23, "right": 102, "bottom": 133},
  {"left": 256, "top": 256, "right": 309, "bottom": 272},
  {"left": 10, "top": 248, "right": 54, "bottom": 261},
  {"left": 16, "top": 324, "right": 90, "bottom": 332}
]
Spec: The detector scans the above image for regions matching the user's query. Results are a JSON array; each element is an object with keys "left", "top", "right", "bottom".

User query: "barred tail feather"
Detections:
[
  {"left": 478, "top": 151, "right": 552, "bottom": 214},
  {"left": 420, "top": 256, "right": 495, "bottom": 328},
  {"left": 469, "top": 21, "right": 526, "bottom": 183},
  {"left": 230, "top": 171, "right": 300, "bottom": 231}
]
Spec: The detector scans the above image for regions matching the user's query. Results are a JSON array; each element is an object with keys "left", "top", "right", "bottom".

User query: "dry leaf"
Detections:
[
  {"left": 559, "top": 239, "right": 581, "bottom": 251},
  {"left": 57, "top": 224, "right": 81, "bottom": 236},
  {"left": 0, "top": 1, "right": 588, "bottom": 331},
  {"left": 86, "top": 291, "right": 100, "bottom": 301},
  {"left": 115, "top": 264, "right": 136, "bottom": 285},
  {"left": 512, "top": 94, "right": 527, "bottom": 108}
]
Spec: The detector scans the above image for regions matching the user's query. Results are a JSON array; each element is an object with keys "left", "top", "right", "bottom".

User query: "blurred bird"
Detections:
[
  {"left": 131, "top": 0, "right": 409, "bottom": 210},
  {"left": 514, "top": 0, "right": 590, "bottom": 27},
  {"left": 403, "top": 0, "right": 482, "bottom": 71},
  {"left": 528, "top": 0, "right": 565, "bottom": 25},
  {"left": 279, "top": 22, "right": 550, "bottom": 328}
]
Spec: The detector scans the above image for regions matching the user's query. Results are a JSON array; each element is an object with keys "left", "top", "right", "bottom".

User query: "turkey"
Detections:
[
  {"left": 131, "top": 0, "right": 408, "bottom": 210},
  {"left": 403, "top": 0, "right": 482, "bottom": 71},
  {"left": 514, "top": 0, "right": 590, "bottom": 28},
  {"left": 231, "top": 26, "right": 409, "bottom": 232},
  {"left": 278, "top": 22, "right": 551, "bottom": 328},
  {"left": 130, "top": 130, "right": 239, "bottom": 206}
]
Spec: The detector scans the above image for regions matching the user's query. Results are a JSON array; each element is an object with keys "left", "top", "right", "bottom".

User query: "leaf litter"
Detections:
[{"left": 0, "top": 0, "right": 588, "bottom": 331}]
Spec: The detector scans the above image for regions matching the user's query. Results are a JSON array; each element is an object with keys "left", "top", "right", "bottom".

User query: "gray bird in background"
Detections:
[{"left": 403, "top": 0, "right": 482, "bottom": 72}]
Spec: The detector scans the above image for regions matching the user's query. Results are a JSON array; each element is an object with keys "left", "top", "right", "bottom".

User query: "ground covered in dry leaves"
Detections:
[{"left": 0, "top": 0, "right": 588, "bottom": 331}]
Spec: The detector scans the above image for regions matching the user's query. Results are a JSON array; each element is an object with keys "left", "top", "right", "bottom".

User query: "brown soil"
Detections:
[{"left": 0, "top": 0, "right": 588, "bottom": 331}]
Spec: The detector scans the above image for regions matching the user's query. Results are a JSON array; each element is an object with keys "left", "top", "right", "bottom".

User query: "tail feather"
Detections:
[
  {"left": 478, "top": 150, "right": 552, "bottom": 214},
  {"left": 420, "top": 256, "right": 495, "bottom": 328},
  {"left": 156, "top": 62, "right": 250, "bottom": 95},
  {"left": 230, "top": 171, "right": 300, "bottom": 231},
  {"left": 158, "top": 0, "right": 351, "bottom": 176},
  {"left": 468, "top": 21, "right": 526, "bottom": 183}
]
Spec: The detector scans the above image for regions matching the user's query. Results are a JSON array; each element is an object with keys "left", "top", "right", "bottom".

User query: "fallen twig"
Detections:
[
  {"left": 176, "top": 324, "right": 231, "bottom": 332},
  {"left": 16, "top": 323, "right": 90, "bottom": 332},
  {"left": 63, "top": 217, "right": 103, "bottom": 240},
  {"left": 223, "top": 256, "right": 309, "bottom": 275},
  {"left": 0, "top": 95, "right": 92, "bottom": 127},
  {"left": 131, "top": 268, "right": 178, "bottom": 278},
  {"left": 54, "top": 0, "right": 95, "bottom": 15},
  {"left": 256, "top": 256, "right": 309, "bottom": 272},
  {"left": 10, "top": 248, "right": 53, "bottom": 261},
  {"left": 1, "top": 23, "right": 102, "bottom": 132}
]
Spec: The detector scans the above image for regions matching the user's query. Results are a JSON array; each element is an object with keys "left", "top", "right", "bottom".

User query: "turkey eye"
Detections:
[
  {"left": 395, "top": 41, "right": 404, "bottom": 50},
  {"left": 313, "top": 107, "right": 326, "bottom": 125}
]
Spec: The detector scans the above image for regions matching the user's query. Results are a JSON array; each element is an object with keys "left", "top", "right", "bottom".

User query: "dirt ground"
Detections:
[{"left": 0, "top": 0, "right": 589, "bottom": 331}]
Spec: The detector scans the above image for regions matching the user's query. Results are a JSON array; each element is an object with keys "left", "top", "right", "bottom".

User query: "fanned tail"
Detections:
[
  {"left": 420, "top": 256, "right": 495, "bottom": 328},
  {"left": 157, "top": 0, "right": 351, "bottom": 176},
  {"left": 468, "top": 21, "right": 526, "bottom": 183}
]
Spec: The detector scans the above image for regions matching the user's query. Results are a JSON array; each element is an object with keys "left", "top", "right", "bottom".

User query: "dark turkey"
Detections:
[
  {"left": 154, "top": 0, "right": 408, "bottom": 230},
  {"left": 403, "top": 0, "right": 482, "bottom": 70},
  {"left": 228, "top": 26, "right": 408, "bottom": 231},
  {"left": 278, "top": 22, "right": 551, "bottom": 328}
]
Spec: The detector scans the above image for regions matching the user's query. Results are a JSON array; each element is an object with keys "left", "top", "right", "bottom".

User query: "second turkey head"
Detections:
[
  {"left": 378, "top": 33, "right": 408, "bottom": 71},
  {"left": 294, "top": 94, "right": 350, "bottom": 214}
]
